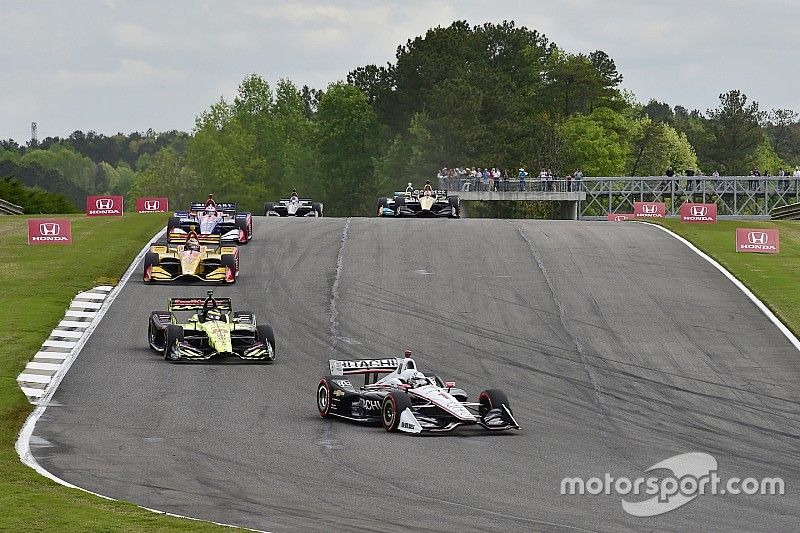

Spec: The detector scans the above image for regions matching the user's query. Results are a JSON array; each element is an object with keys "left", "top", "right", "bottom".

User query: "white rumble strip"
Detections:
[{"left": 16, "top": 285, "right": 112, "bottom": 402}]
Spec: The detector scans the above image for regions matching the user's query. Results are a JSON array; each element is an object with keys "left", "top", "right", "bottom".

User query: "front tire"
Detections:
[
  {"left": 163, "top": 324, "right": 184, "bottom": 361},
  {"left": 382, "top": 391, "right": 413, "bottom": 432},
  {"left": 448, "top": 196, "right": 460, "bottom": 218},
  {"left": 143, "top": 252, "right": 159, "bottom": 282},
  {"left": 312, "top": 202, "right": 323, "bottom": 217},
  {"left": 478, "top": 389, "right": 511, "bottom": 417},
  {"left": 317, "top": 377, "right": 334, "bottom": 418},
  {"left": 264, "top": 202, "right": 275, "bottom": 216},
  {"left": 222, "top": 254, "right": 237, "bottom": 284},
  {"left": 167, "top": 216, "right": 181, "bottom": 234},
  {"left": 256, "top": 324, "right": 276, "bottom": 361}
]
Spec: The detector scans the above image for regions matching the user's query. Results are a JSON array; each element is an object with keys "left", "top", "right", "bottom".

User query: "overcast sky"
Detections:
[{"left": 1, "top": 0, "right": 797, "bottom": 142}]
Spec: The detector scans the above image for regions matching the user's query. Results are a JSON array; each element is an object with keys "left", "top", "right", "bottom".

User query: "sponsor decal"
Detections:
[
  {"left": 607, "top": 213, "right": 634, "bottom": 221},
  {"left": 400, "top": 421, "right": 415, "bottom": 430},
  {"left": 359, "top": 399, "right": 382, "bottom": 411},
  {"left": 333, "top": 389, "right": 345, "bottom": 397},
  {"left": 736, "top": 228, "right": 779, "bottom": 254},
  {"left": 680, "top": 202, "right": 717, "bottom": 223},
  {"left": 27, "top": 219, "right": 72, "bottom": 245},
  {"left": 136, "top": 197, "right": 169, "bottom": 213},
  {"left": 338, "top": 358, "right": 399, "bottom": 373},
  {"left": 560, "top": 452, "right": 784, "bottom": 517},
  {"left": 633, "top": 202, "right": 666, "bottom": 218},
  {"left": 86, "top": 195, "right": 123, "bottom": 216},
  {"left": 334, "top": 380, "right": 352, "bottom": 388}
]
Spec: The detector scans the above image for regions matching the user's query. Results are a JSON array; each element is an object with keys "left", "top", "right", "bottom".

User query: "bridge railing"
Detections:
[
  {"left": 579, "top": 176, "right": 800, "bottom": 217},
  {"left": 437, "top": 176, "right": 582, "bottom": 193}
]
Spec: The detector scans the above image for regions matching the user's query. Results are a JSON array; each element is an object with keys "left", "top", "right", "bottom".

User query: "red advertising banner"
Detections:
[
  {"left": 633, "top": 202, "right": 666, "bottom": 218},
  {"left": 136, "top": 197, "right": 169, "bottom": 213},
  {"left": 86, "top": 195, "right": 123, "bottom": 217},
  {"left": 607, "top": 213, "right": 635, "bottom": 221},
  {"left": 680, "top": 202, "right": 717, "bottom": 223},
  {"left": 28, "top": 219, "right": 72, "bottom": 245},
  {"left": 736, "top": 228, "right": 779, "bottom": 254}
]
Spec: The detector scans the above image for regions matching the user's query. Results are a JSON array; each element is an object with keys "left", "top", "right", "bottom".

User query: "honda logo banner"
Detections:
[
  {"left": 86, "top": 195, "right": 123, "bottom": 217},
  {"left": 136, "top": 197, "right": 168, "bottom": 213},
  {"left": 736, "top": 228, "right": 779, "bottom": 254},
  {"left": 28, "top": 219, "right": 72, "bottom": 245},
  {"left": 633, "top": 202, "right": 666, "bottom": 218},
  {"left": 607, "top": 213, "right": 635, "bottom": 221},
  {"left": 680, "top": 202, "right": 717, "bottom": 223}
]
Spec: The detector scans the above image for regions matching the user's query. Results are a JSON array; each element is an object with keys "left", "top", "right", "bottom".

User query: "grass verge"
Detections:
[
  {"left": 650, "top": 218, "right": 800, "bottom": 337},
  {"left": 0, "top": 214, "right": 225, "bottom": 532}
]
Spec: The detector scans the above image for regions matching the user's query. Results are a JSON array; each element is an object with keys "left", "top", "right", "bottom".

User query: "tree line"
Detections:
[{"left": 2, "top": 21, "right": 799, "bottom": 215}]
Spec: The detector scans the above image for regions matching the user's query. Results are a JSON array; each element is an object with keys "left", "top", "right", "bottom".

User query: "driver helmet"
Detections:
[
  {"left": 185, "top": 232, "right": 201, "bottom": 251},
  {"left": 205, "top": 308, "right": 224, "bottom": 322},
  {"left": 406, "top": 370, "right": 428, "bottom": 388}
]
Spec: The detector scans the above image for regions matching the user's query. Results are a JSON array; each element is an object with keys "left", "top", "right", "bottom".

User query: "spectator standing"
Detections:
[
  {"left": 518, "top": 168, "right": 527, "bottom": 191},
  {"left": 574, "top": 169, "right": 583, "bottom": 192}
]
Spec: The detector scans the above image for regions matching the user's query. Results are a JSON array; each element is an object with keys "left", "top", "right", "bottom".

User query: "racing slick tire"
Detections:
[
  {"left": 382, "top": 391, "right": 413, "bottom": 432},
  {"left": 317, "top": 376, "right": 335, "bottom": 418},
  {"left": 167, "top": 216, "right": 181, "bottom": 234},
  {"left": 255, "top": 324, "right": 276, "bottom": 361},
  {"left": 222, "top": 254, "right": 237, "bottom": 284},
  {"left": 312, "top": 202, "right": 324, "bottom": 217},
  {"left": 163, "top": 324, "right": 184, "bottom": 362},
  {"left": 393, "top": 196, "right": 405, "bottom": 216},
  {"left": 235, "top": 218, "right": 249, "bottom": 243},
  {"left": 147, "top": 313, "right": 165, "bottom": 351},
  {"left": 264, "top": 202, "right": 275, "bottom": 216},
  {"left": 377, "top": 197, "right": 387, "bottom": 216},
  {"left": 143, "top": 252, "right": 159, "bottom": 282},
  {"left": 448, "top": 196, "right": 460, "bottom": 218},
  {"left": 478, "top": 389, "right": 511, "bottom": 418}
]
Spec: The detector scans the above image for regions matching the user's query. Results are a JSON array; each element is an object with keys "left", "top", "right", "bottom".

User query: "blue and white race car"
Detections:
[{"left": 167, "top": 202, "right": 253, "bottom": 244}]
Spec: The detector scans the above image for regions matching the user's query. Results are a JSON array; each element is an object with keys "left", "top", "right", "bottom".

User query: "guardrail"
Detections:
[
  {"left": 0, "top": 198, "right": 24, "bottom": 215},
  {"left": 770, "top": 201, "right": 800, "bottom": 220}
]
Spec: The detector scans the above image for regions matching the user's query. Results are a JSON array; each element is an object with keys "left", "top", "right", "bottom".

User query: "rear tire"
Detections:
[
  {"left": 382, "top": 391, "right": 413, "bottom": 432},
  {"left": 478, "top": 389, "right": 511, "bottom": 417},
  {"left": 312, "top": 202, "right": 323, "bottom": 217},
  {"left": 163, "top": 324, "right": 184, "bottom": 361},
  {"left": 256, "top": 324, "right": 276, "bottom": 360},
  {"left": 377, "top": 197, "right": 387, "bottom": 216},
  {"left": 264, "top": 202, "right": 275, "bottom": 216}
]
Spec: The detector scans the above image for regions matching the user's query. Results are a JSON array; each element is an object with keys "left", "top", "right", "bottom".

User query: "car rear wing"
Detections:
[
  {"left": 190, "top": 202, "right": 237, "bottom": 214},
  {"left": 169, "top": 297, "right": 232, "bottom": 312},
  {"left": 329, "top": 358, "right": 399, "bottom": 376},
  {"left": 167, "top": 232, "right": 221, "bottom": 245}
]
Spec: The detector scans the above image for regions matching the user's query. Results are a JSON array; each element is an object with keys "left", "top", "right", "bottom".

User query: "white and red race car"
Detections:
[{"left": 316, "top": 354, "right": 520, "bottom": 434}]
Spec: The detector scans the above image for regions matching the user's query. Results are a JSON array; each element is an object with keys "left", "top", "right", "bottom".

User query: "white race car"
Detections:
[{"left": 316, "top": 354, "right": 520, "bottom": 434}]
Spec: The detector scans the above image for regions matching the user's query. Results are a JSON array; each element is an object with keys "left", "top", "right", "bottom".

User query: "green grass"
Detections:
[
  {"left": 0, "top": 214, "right": 225, "bottom": 532},
  {"left": 651, "top": 218, "right": 800, "bottom": 337}
]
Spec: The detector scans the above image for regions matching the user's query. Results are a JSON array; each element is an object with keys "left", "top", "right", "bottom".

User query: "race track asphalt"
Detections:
[{"left": 31, "top": 218, "right": 800, "bottom": 532}]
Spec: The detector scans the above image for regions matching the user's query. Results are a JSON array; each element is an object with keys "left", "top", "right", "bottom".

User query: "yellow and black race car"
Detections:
[{"left": 143, "top": 232, "right": 239, "bottom": 284}]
